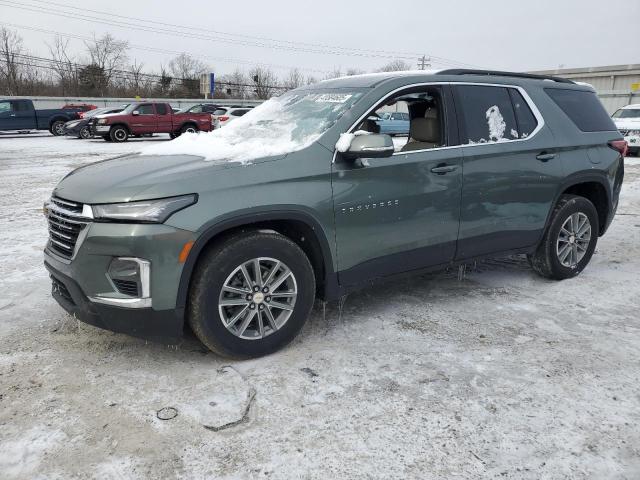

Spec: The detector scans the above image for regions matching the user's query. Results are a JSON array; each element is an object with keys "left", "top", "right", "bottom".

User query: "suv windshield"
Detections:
[
  {"left": 143, "top": 89, "right": 365, "bottom": 163},
  {"left": 613, "top": 108, "right": 640, "bottom": 119}
]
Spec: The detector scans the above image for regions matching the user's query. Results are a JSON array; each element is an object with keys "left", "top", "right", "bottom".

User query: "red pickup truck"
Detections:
[{"left": 91, "top": 102, "right": 213, "bottom": 142}]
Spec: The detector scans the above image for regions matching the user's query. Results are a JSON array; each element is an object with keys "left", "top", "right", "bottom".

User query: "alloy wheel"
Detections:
[
  {"left": 218, "top": 257, "right": 297, "bottom": 340},
  {"left": 556, "top": 212, "right": 591, "bottom": 268}
]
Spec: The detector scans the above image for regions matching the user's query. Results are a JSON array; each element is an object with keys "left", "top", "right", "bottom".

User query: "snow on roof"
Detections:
[
  {"left": 621, "top": 103, "right": 640, "bottom": 109},
  {"left": 319, "top": 69, "right": 444, "bottom": 83}
]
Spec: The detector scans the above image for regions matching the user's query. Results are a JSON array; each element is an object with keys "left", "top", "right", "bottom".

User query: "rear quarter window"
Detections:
[{"left": 545, "top": 88, "right": 616, "bottom": 132}]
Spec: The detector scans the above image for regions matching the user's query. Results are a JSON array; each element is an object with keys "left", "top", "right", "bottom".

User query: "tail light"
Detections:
[
  {"left": 219, "top": 116, "right": 229, "bottom": 122},
  {"left": 79, "top": 112, "right": 85, "bottom": 119},
  {"left": 608, "top": 139, "right": 628, "bottom": 157}
]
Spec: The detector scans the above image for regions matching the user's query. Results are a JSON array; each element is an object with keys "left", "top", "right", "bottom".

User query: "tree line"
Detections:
[{"left": 0, "top": 27, "right": 412, "bottom": 100}]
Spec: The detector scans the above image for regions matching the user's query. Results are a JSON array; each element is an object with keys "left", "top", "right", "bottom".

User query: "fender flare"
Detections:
[
  {"left": 175, "top": 208, "right": 338, "bottom": 310},
  {"left": 541, "top": 171, "right": 612, "bottom": 241}
]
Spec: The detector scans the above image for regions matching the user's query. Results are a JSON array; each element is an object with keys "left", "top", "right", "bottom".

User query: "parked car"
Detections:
[
  {"left": 182, "top": 103, "right": 222, "bottom": 114},
  {"left": 0, "top": 99, "right": 80, "bottom": 135},
  {"left": 212, "top": 107, "right": 252, "bottom": 128},
  {"left": 612, "top": 103, "right": 640, "bottom": 156},
  {"left": 90, "top": 102, "right": 214, "bottom": 142},
  {"left": 63, "top": 103, "right": 97, "bottom": 113},
  {"left": 63, "top": 106, "right": 126, "bottom": 139},
  {"left": 375, "top": 111, "right": 410, "bottom": 135},
  {"left": 44, "top": 69, "right": 625, "bottom": 358}
]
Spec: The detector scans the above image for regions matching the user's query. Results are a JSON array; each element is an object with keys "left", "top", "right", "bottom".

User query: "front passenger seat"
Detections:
[{"left": 401, "top": 113, "right": 440, "bottom": 152}]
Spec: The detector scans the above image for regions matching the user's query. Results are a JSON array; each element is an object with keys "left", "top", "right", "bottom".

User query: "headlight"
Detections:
[
  {"left": 97, "top": 118, "right": 108, "bottom": 124},
  {"left": 92, "top": 194, "right": 197, "bottom": 223}
]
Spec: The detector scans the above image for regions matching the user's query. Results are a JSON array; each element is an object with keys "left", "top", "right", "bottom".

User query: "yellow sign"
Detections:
[{"left": 632, "top": 83, "right": 640, "bottom": 91}]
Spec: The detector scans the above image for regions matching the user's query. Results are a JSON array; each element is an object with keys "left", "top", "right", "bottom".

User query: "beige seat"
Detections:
[{"left": 401, "top": 111, "right": 440, "bottom": 152}]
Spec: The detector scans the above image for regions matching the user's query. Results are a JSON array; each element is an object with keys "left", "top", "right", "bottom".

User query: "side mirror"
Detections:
[
  {"left": 132, "top": 110, "right": 140, "bottom": 116},
  {"left": 343, "top": 133, "right": 394, "bottom": 159}
]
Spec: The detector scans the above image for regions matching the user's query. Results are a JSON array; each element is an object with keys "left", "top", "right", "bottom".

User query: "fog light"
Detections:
[{"left": 107, "top": 257, "right": 150, "bottom": 298}]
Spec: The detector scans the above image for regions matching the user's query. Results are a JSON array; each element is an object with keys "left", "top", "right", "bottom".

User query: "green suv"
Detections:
[{"left": 44, "top": 70, "right": 625, "bottom": 358}]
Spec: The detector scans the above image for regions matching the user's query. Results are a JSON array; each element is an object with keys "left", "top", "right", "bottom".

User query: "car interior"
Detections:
[{"left": 356, "top": 86, "right": 445, "bottom": 152}]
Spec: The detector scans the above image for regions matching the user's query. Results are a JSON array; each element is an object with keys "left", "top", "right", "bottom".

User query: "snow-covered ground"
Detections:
[{"left": 1, "top": 133, "right": 639, "bottom": 479}]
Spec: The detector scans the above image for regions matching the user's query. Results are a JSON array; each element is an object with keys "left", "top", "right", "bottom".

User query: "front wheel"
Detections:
[
  {"left": 528, "top": 195, "right": 599, "bottom": 280},
  {"left": 109, "top": 126, "right": 128, "bottom": 142},
  {"left": 188, "top": 231, "right": 316, "bottom": 358},
  {"left": 78, "top": 126, "right": 92, "bottom": 139},
  {"left": 50, "top": 120, "right": 65, "bottom": 136}
]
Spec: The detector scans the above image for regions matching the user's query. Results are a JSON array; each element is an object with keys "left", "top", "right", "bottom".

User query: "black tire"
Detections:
[
  {"left": 528, "top": 194, "right": 599, "bottom": 280},
  {"left": 78, "top": 126, "right": 92, "bottom": 139},
  {"left": 50, "top": 120, "right": 65, "bottom": 136},
  {"left": 188, "top": 231, "right": 316, "bottom": 358},
  {"left": 169, "top": 132, "right": 177, "bottom": 139},
  {"left": 181, "top": 124, "right": 198, "bottom": 134},
  {"left": 109, "top": 125, "right": 128, "bottom": 142}
]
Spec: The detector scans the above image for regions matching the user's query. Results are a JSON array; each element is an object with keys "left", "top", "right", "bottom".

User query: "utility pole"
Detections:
[{"left": 418, "top": 55, "right": 431, "bottom": 70}]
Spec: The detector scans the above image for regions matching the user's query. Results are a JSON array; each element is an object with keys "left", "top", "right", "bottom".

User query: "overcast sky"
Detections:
[{"left": 2, "top": 0, "right": 638, "bottom": 78}]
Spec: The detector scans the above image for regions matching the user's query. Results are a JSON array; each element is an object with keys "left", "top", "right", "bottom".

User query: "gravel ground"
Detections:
[{"left": 1, "top": 133, "right": 639, "bottom": 479}]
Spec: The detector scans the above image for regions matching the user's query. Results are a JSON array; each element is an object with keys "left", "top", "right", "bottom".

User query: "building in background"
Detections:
[{"left": 530, "top": 64, "right": 640, "bottom": 113}]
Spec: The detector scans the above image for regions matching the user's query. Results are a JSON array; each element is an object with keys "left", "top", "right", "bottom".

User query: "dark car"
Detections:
[
  {"left": 63, "top": 106, "right": 126, "bottom": 139},
  {"left": 44, "top": 69, "right": 625, "bottom": 358},
  {"left": 0, "top": 99, "right": 79, "bottom": 135}
]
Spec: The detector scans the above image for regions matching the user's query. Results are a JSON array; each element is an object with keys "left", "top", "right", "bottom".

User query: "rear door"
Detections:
[
  {"left": 453, "top": 84, "right": 563, "bottom": 259},
  {"left": 130, "top": 103, "right": 157, "bottom": 134},
  {"left": 332, "top": 85, "right": 463, "bottom": 285},
  {"left": 155, "top": 103, "right": 173, "bottom": 132}
]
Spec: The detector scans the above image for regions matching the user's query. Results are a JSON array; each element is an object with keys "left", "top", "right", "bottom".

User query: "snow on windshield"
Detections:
[{"left": 141, "top": 90, "right": 362, "bottom": 163}]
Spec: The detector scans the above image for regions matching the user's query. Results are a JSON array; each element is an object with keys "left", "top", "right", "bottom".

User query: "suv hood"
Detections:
[{"left": 53, "top": 153, "right": 283, "bottom": 204}]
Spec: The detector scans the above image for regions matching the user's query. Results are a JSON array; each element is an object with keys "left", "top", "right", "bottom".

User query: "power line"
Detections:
[
  {"left": 0, "top": 0, "right": 478, "bottom": 68},
  {"left": 26, "top": 0, "right": 434, "bottom": 60},
  {"left": 0, "top": 21, "right": 332, "bottom": 74}
]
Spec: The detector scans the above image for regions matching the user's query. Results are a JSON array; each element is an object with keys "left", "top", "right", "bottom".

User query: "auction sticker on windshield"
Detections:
[{"left": 314, "top": 93, "right": 353, "bottom": 103}]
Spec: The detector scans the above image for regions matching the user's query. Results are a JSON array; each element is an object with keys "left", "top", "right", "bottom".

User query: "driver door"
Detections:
[{"left": 331, "top": 85, "right": 463, "bottom": 286}]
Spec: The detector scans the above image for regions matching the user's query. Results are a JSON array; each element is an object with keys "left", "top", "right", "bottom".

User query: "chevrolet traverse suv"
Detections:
[{"left": 44, "top": 70, "right": 625, "bottom": 358}]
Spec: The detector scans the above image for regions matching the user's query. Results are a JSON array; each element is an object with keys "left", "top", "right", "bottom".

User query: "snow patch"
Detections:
[
  {"left": 335, "top": 130, "right": 371, "bottom": 152},
  {"left": 141, "top": 91, "right": 361, "bottom": 164},
  {"left": 486, "top": 105, "right": 506, "bottom": 142}
]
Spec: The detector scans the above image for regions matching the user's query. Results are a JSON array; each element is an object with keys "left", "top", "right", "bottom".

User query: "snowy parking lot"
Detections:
[{"left": 1, "top": 133, "right": 640, "bottom": 479}]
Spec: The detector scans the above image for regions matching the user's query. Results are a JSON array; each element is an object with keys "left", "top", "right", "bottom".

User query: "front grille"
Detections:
[
  {"left": 46, "top": 196, "right": 91, "bottom": 260},
  {"left": 112, "top": 279, "right": 140, "bottom": 297},
  {"left": 51, "top": 274, "right": 75, "bottom": 305}
]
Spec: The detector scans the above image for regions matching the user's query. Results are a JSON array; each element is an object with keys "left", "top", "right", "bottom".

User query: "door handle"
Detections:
[
  {"left": 536, "top": 152, "right": 555, "bottom": 162},
  {"left": 430, "top": 164, "right": 458, "bottom": 175},
  {"left": 10, "top": 114, "right": 16, "bottom": 117}
]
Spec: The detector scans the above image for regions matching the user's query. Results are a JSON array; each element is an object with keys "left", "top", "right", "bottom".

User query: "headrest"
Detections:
[{"left": 409, "top": 116, "right": 440, "bottom": 143}]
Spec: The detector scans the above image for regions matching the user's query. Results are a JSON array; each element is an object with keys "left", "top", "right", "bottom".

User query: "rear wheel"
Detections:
[
  {"left": 109, "top": 126, "right": 128, "bottom": 142},
  {"left": 50, "top": 120, "right": 65, "bottom": 136},
  {"left": 188, "top": 231, "right": 316, "bottom": 358},
  {"left": 181, "top": 124, "right": 198, "bottom": 134},
  {"left": 529, "top": 195, "right": 599, "bottom": 280}
]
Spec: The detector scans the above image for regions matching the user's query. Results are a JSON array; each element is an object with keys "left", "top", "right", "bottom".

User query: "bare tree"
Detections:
[
  {"left": 324, "top": 67, "right": 342, "bottom": 80},
  {"left": 128, "top": 59, "right": 145, "bottom": 95},
  {"left": 377, "top": 59, "right": 412, "bottom": 72},
  {"left": 155, "top": 64, "right": 173, "bottom": 97},
  {"left": 249, "top": 66, "right": 277, "bottom": 99},
  {"left": 219, "top": 68, "right": 248, "bottom": 98},
  {"left": 284, "top": 68, "right": 304, "bottom": 90},
  {"left": 84, "top": 33, "right": 129, "bottom": 95},
  {"left": 47, "top": 36, "right": 78, "bottom": 95},
  {"left": 305, "top": 75, "right": 318, "bottom": 85},
  {"left": 0, "top": 27, "right": 25, "bottom": 95},
  {"left": 169, "top": 53, "right": 208, "bottom": 97},
  {"left": 345, "top": 68, "right": 365, "bottom": 76}
]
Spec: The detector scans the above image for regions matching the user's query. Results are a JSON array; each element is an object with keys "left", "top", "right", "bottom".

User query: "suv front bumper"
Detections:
[
  {"left": 43, "top": 221, "right": 195, "bottom": 342},
  {"left": 45, "top": 262, "right": 184, "bottom": 342}
]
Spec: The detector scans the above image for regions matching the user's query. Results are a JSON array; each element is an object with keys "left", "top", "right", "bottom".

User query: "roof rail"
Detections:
[{"left": 438, "top": 69, "right": 575, "bottom": 84}]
